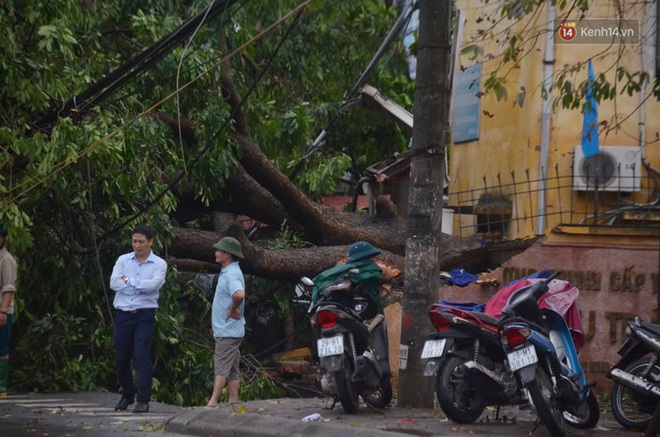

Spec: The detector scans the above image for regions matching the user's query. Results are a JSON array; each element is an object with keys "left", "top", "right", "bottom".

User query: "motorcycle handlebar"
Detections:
[
  {"left": 531, "top": 271, "right": 561, "bottom": 300},
  {"left": 498, "top": 271, "right": 561, "bottom": 326},
  {"left": 546, "top": 270, "right": 561, "bottom": 282}
]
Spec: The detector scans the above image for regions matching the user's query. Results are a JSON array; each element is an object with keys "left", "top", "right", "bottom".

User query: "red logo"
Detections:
[{"left": 558, "top": 21, "right": 577, "bottom": 42}]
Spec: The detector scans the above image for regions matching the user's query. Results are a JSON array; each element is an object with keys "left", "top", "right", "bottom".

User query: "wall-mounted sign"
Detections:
[{"left": 452, "top": 63, "right": 482, "bottom": 143}]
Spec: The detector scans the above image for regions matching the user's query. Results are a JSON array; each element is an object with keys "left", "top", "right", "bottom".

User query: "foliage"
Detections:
[
  {"left": 268, "top": 219, "right": 308, "bottom": 250},
  {"left": 239, "top": 373, "right": 285, "bottom": 401},
  {"left": 3, "top": 0, "right": 654, "bottom": 407},
  {"left": 0, "top": 0, "right": 412, "bottom": 405},
  {"left": 469, "top": 0, "right": 658, "bottom": 131}
]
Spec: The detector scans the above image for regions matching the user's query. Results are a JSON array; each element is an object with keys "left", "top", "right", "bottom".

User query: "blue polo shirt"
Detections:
[{"left": 211, "top": 261, "right": 245, "bottom": 338}]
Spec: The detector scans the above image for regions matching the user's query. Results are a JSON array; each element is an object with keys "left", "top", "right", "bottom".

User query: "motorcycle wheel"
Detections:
[
  {"left": 563, "top": 390, "right": 600, "bottom": 429},
  {"left": 362, "top": 379, "right": 393, "bottom": 409},
  {"left": 527, "top": 366, "right": 566, "bottom": 437},
  {"left": 334, "top": 356, "right": 359, "bottom": 414},
  {"left": 435, "top": 355, "right": 487, "bottom": 424},
  {"left": 611, "top": 357, "right": 660, "bottom": 430}
]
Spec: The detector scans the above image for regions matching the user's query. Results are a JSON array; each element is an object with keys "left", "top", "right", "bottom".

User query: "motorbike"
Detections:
[
  {"left": 300, "top": 273, "right": 392, "bottom": 414},
  {"left": 607, "top": 316, "right": 660, "bottom": 430},
  {"left": 421, "top": 302, "right": 526, "bottom": 424},
  {"left": 422, "top": 273, "right": 600, "bottom": 435},
  {"left": 497, "top": 273, "right": 600, "bottom": 436}
]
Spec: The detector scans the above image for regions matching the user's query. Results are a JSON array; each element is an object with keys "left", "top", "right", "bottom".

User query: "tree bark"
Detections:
[
  {"left": 398, "top": 1, "right": 452, "bottom": 408},
  {"left": 160, "top": 18, "right": 484, "bottom": 310},
  {"left": 167, "top": 223, "right": 406, "bottom": 282},
  {"left": 217, "top": 55, "right": 409, "bottom": 253}
]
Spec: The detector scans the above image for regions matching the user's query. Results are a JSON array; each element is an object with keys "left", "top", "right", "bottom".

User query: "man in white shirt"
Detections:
[{"left": 110, "top": 224, "right": 167, "bottom": 413}]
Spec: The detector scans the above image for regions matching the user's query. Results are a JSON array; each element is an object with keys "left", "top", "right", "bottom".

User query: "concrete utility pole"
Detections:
[{"left": 397, "top": 1, "right": 451, "bottom": 408}]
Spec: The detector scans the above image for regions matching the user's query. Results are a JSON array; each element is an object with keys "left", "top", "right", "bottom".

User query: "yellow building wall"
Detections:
[{"left": 450, "top": 0, "right": 660, "bottom": 239}]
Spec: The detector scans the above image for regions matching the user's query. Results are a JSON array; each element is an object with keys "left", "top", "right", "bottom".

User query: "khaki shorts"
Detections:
[{"left": 213, "top": 337, "right": 242, "bottom": 381}]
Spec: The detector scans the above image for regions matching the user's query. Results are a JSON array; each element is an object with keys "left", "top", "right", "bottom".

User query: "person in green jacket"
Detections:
[{"left": 311, "top": 241, "right": 390, "bottom": 379}]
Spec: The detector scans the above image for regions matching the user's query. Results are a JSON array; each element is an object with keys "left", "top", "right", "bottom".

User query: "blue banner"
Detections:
[{"left": 581, "top": 59, "right": 600, "bottom": 157}]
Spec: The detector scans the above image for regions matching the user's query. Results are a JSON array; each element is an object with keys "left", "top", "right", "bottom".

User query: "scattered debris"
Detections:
[
  {"left": 302, "top": 413, "right": 324, "bottom": 422},
  {"left": 272, "top": 347, "right": 312, "bottom": 376}
]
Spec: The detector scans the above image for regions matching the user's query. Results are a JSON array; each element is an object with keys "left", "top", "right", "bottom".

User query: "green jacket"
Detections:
[{"left": 311, "top": 258, "right": 384, "bottom": 313}]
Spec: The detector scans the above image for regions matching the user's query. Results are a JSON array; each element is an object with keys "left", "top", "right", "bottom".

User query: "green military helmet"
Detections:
[
  {"left": 346, "top": 241, "right": 381, "bottom": 263},
  {"left": 212, "top": 236, "right": 244, "bottom": 259}
]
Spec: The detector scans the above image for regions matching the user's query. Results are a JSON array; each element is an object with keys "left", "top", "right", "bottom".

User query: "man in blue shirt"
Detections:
[
  {"left": 206, "top": 236, "right": 245, "bottom": 407},
  {"left": 110, "top": 224, "right": 167, "bottom": 413}
]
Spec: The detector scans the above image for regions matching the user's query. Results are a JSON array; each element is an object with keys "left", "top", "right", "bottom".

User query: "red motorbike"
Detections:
[
  {"left": 421, "top": 302, "right": 522, "bottom": 423},
  {"left": 421, "top": 274, "right": 597, "bottom": 431}
]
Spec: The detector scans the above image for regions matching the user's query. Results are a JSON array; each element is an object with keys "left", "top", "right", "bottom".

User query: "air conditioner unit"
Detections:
[{"left": 572, "top": 146, "right": 642, "bottom": 192}]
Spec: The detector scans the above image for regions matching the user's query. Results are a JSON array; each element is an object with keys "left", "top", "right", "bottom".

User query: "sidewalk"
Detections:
[
  {"left": 0, "top": 391, "right": 643, "bottom": 437},
  {"left": 168, "top": 397, "right": 442, "bottom": 437},
  {"left": 165, "top": 396, "right": 639, "bottom": 437}
]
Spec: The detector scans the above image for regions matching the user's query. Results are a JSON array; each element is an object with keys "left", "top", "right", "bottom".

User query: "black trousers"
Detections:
[{"left": 113, "top": 309, "right": 156, "bottom": 403}]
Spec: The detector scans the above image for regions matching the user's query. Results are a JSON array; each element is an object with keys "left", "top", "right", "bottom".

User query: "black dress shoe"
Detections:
[
  {"left": 114, "top": 397, "right": 134, "bottom": 411},
  {"left": 133, "top": 402, "right": 149, "bottom": 413}
]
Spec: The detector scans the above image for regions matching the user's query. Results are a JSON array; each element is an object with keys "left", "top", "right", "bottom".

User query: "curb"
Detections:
[{"left": 166, "top": 409, "right": 415, "bottom": 437}]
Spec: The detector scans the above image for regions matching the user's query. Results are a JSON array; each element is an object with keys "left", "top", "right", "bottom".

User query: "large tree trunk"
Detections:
[
  {"left": 160, "top": 23, "right": 482, "bottom": 302},
  {"left": 167, "top": 223, "right": 406, "bottom": 282},
  {"left": 167, "top": 220, "right": 484, "bottom": 285}
]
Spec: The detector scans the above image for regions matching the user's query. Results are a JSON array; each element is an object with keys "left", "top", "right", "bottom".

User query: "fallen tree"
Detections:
[{"left": 161, "top": 47, "right": 485, "bottom": 286}]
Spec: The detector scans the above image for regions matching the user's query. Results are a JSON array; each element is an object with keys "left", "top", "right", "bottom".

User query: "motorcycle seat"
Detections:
[
  {"left": 466, "top": 311, "right": 499, "bottom": 326},
  {"left": 641, "top": 321, "right": 660, "bottom": 337}
]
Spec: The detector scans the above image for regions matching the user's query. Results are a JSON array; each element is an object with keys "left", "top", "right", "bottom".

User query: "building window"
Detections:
[{"left": 452, "top": 63, "right": 482, "bottom": 143}]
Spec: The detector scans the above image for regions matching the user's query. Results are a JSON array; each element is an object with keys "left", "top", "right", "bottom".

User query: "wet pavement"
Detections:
[{"left": 0, "top": 391, "right": 647, "bottom": 437}]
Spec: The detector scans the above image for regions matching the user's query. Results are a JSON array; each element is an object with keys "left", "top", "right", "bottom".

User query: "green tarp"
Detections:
[{"left": 311, "top": 259, "right": 384, "bottom": 313}]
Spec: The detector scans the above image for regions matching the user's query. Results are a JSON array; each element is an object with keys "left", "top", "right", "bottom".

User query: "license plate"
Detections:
[
  {"left": 317, "top": 335, "right": 344, "bottom": 358},
  {"left": 507, "top": 345, "right": 538, "bottom": 371},
  {"left": 421, "top": 339, "right": 447, "bottom": 359}
]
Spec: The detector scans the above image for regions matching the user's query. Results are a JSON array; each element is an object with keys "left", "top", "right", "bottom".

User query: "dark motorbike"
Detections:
[
  {"left": 607, "top": 316, "right": 660, "bottom": 430},
  {"left": 423, "top": 274, "right": 599, "bottom": 435},
  {"left": 300, "top": 273, "right": 392, "bottom": 414},
  {"left": 497, "top": 273, "right": 599, "bottom": 436},
  {"left": 421, "top": 302, "right": 525, "bottom": 424}
]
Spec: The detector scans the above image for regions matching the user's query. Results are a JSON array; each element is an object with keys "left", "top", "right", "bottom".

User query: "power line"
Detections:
[
  {"left": 34, "top": 0, "right": 240, "bottom": 131},
  {"left": 98, "top": 4, "right": 309, "bottom": 243},
  {"left": 289, "top": 2, "right": 417, "bottom": 180}
]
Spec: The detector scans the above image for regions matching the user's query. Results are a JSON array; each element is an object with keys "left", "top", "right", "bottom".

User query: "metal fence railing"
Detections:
[{"left": 447, "top": 164, "right": 660, "bottom": 239}]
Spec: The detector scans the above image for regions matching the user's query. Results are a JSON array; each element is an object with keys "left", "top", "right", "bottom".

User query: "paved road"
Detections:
[
  {"left": 0, "top": 392, "right": 185, "bottom": 436},
  {"left": 0, "top": 391, "right": 647, "bottom": 436}
]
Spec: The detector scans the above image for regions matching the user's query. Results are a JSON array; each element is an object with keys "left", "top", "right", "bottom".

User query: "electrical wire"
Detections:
[
  {"left": 34, "top": 0, "right": 241, "bottom": 130},
  {"left": 97, "top": 3, "right": 309, "bottom": 243},
  {"left": 175, "top": 1, "right": 220, "bottom": 177},
  {"left": 289, "top": 2, "right": 417, "bottom": 180},
  {"left": 10, "top": 1, "right": 311, "bottom": 203},
  {"left": 246, "top": 3, "right": 417, "bottom": 238}
]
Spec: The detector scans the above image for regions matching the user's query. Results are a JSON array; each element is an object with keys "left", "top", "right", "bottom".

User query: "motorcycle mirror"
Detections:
[{"left": 300, "top": 277, "right": 314, "bottom": 287}]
